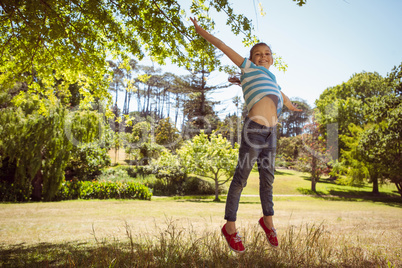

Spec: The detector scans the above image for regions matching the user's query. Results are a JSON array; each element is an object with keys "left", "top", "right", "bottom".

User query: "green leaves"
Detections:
[
  {"left": 177, "top": 131, "right": 238, "bottom": 200},
  {"left": 292, "top": 0, "right": 307, "bottom": 6},
  {"left": 315, "top": 63, "right": 402, "bottom": 194},
  {"left": 1, "top": 0, "right": 299, "bottom": 110}
]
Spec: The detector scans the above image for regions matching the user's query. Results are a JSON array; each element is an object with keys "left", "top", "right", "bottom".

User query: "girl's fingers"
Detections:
[{"left": 190, "top": 17, "right": 197, "bottom": 25}]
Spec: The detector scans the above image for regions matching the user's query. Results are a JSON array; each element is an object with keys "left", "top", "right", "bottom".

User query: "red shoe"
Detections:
[
  {"left": 258, "top": 217, "right": 278, "bottom": 247},
  {"left": 221, "top": 224, "right": 245, "bottom": 253}
]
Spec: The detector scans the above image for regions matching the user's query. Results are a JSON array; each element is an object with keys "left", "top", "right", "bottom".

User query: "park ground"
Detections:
[{"left": 0, "top": 169, "right": 401, "bottom": 267}]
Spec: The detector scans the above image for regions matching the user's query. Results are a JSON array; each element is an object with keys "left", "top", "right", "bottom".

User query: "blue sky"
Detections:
[
  {"left": 117, "top": 0, "right": 402, "bottom": 119},
  {"left": 206, "top": 0, "right": 402, "bottom": 115}
]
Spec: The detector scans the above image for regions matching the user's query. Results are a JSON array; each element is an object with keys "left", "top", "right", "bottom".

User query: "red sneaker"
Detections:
[
  {"left": 221, "top": 224, "right": 245, "bottom": 253},
  {"left": 258, "top": 217, "right": 278, "bottom": 247}
]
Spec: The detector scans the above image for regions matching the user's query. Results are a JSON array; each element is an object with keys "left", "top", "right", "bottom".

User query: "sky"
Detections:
[{"left": 116, "top": 0, "right": 402, "bottom": 119}]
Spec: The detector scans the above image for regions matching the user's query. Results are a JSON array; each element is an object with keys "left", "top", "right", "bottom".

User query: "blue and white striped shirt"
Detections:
[{"left": 240, "top": 58, "right": 284, "bottom": 117}]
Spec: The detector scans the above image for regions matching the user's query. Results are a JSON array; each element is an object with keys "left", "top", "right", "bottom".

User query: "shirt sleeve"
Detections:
[{"left": 239, "top": 58, "right": 250, "bottom": 73}]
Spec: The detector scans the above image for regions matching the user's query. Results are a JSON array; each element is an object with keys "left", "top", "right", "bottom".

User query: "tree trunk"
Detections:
[
  {"left": 115, "top": 147, "right": 118, "bottom": 164},
  {"left": 395, "top": 181, "right": 402, "bottom": 198},
  {"left": 32, "top": 168, "right": 43, "bottom": 201},
  {"left": 311, "top": 177, "right": 316, "bottom": 192},
  {"left": 214, "top": 174, "right": 220, "bottom": 202},
  {"left": 372, "top": 177, "right": 379, "bottom": 195},
  {"left": 311, "top": 157, "right": 317, "bottom": 192}
]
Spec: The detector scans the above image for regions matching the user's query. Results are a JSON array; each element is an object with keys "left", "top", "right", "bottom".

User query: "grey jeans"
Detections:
[{"left": 224, "top": 117, "right": 277, "bottom": 222}]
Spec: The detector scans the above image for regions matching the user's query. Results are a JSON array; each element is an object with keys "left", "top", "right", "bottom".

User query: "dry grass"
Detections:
[{"left": 0, "top": 197, "right": 401, "bottom": 267}]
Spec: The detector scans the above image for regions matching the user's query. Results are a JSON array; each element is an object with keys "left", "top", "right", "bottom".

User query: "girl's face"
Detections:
[{"left": 250, "top": 45, "right": 273, "bottom": 69}]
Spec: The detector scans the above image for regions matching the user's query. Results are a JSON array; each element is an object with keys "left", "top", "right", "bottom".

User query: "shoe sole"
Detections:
[
  {"left": 258, "top": 220, "right": 279, "bottom": 248},
  {"left": 221, "top": 230, "right": 245, "bottom": 253}
]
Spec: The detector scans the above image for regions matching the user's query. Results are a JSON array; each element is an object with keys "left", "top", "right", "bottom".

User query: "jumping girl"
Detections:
[{"left": 190, "top": 17, "right": 302, "bottom": 253}]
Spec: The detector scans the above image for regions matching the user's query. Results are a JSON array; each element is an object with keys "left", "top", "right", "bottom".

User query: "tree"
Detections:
[
  {"left": 339, "top": 124, "right": 377, "bottom": 189},
  {"left": 358, "top": 64, "right": 402, "bottom": 196},
  {"left": 0, "top": 0, "right": 268, "bottom": 109},
  {"left": 126, "top": 120, "right": 164, "bottom": 165},
  {"left": 314, "top": 71, "right": 392, "bottom": 192},
  {"left": 297, "top": 118, "right": 331, "bottom": 192},
  {"left": 64, "top": 110, "right": 112, "bottom": 182},
  {"left": 315, "top": 72, "right": 390, "bottom": 153},
  {"left": 108, "top": 61, "right": 125, "bottom": 106},
  {"left": 1, "top": 0, "right": 307, "bottom": 201},
  {"left": 155, "top": 117, "right": 182, "bottom": 152},
  {"left": 147, "top": 148, "right": 187, "bottom": 196},
  {"left": 277, "top": 135, "right": 303, "bottom": 167},
  {"left": 278, "top": 98, "right": 312, "bottom": 138},
  {"left": 178, "top": 131, "right": 238, "bottom": 201},
  {"left": 216, "top": 113, "right": 242, "bottom": 147}
]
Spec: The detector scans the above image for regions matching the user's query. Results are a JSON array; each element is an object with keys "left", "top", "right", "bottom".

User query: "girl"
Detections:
[{"left": 190, "top": 17, "right": 301, "bottom": 253}]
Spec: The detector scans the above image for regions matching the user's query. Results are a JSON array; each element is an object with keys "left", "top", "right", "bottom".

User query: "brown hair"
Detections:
[{"left": 249, "top": 42, "right": 272, "bottom": 60}]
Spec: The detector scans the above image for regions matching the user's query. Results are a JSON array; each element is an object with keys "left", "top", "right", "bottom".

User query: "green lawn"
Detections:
[
  {"left": 241, "top": 168, "right": 399, "bottom": 198},
  {"left": 1, "top": 169, "right": 401, "bottom": 267}
]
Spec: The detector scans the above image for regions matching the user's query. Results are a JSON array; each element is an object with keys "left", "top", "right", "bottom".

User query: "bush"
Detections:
[
  {"left": 65, "top": 143, "right": 111, "bottom": 181},
  {"left": 0, "top": 181, "right": 31, "bottom": 202},
  {"left": 148, "top": 176, "right": 227, "bottom": 196},
  {"left": 146, "top": 149, "right": 186, "bottom": 196},
  {"left": 182, "top": 176, "right": 226, "bottom": 195},
  {"left": 98, "top": 166, "right": 134, "bottom": 182},
  {"left": 275, "top": 155, "right": 293, "bottom": 169},
  {"left": 150, "top": 179, "right": 182, "bottom": 196},
  {"left": 53, "top": 180, "right": 152, "bottom": 201}
]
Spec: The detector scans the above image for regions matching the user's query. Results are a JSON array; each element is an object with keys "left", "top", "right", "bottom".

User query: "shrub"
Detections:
[
  {"left": 146, "top": 149, "right": 187, "bottom": 196},
  {"left": 98, "top": 167, "right": 133, "bottom": 182},
  {"left": 65, "top": 143, "right": 111, "bottom": 181},
  {"left": 0, "top": 181, "right": 31, "bottom": 202},
  {"left": 53, "top": 180, "right": 152, "bottom": 201},
  {"left": 182, "top": 176, "right": 226, "bottom": 195}
]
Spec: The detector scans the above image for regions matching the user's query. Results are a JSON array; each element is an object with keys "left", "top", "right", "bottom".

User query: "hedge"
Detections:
[
  {"left": 54, "top": 180, "right": 152, "bottom": 201},
  {"left": 0, "top": 180, "right": 152, "bottom": 202}
]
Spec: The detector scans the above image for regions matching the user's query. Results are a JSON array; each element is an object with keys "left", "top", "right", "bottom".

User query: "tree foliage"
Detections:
[
  {"left": 315, "top": 65, "right": 402, "bottom": 196},
  {"left": 155, "top": 117, "right": 182, "bottom": 151},
  {"left": 315, "top": 71, "right": 390, "bottom": 191},
  {"left": 0, "top": 0, "right": 307, "bottom": 202},
  {"left": 0, "top": 0, "right": 262, "bottom": 107},
  {"left": 278, "top": 98, "right": 311, "bottom": 138},
  {"left": 296, "top": 118, "right": 330, "bottom": 192},
  {"left": 0, "top": 90, "right": 71, "bottom": 201},
  {"left": 358, "top": 64, "right": 402, "bottom": 196},
  {"left": 126, "top": 120, "right": 164, "bottom": 165},
  {"left": 178, "top": 131, "right": 238, "bottom": 201}
]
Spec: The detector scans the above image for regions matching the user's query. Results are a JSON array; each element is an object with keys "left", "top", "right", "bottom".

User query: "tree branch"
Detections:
[{"left": 151, "top": 0, "right": 192, "bottom": 42}]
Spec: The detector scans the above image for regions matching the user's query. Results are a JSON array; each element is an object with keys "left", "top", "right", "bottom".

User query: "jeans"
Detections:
[{"left": 224, "top": 117, "right": 277, "bottom": 222}]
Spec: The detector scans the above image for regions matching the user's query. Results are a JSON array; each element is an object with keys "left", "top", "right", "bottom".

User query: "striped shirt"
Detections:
[{"left": 240, "top": 58, "right": 284, "bottom": 117}]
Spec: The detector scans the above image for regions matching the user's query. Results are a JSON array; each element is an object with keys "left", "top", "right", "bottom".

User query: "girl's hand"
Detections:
[
  {"left": 190, "top": 17, "right": 201, "bottom": 30},
  {"left": 228, "top": 75, "right": 241, "bottom": 86},
  {"left": 189, "top": 17, "right": 244, "bottom": 67},
  {"left": 281, "top": 91, "right": 303, "bottom": 112}
]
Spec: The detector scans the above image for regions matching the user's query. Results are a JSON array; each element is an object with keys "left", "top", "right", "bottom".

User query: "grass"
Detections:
[
  {"left": 1, "top": 218, "right": 399, "bottom": 267},
  {"left": 1, "top": 169, "right": 401, "bottom": 267},
  {"left": 243, "top": 168, "right": 399, "bottom": 197}
]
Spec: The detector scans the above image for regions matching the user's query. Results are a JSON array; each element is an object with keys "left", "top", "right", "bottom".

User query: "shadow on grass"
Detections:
[
  {"left": 300, "top": 176, "right": 338, "bottom": 185},
  {"left": 274, "top": 169, "right": 294, "bottom": 176},
  {"left": 171, "top": 195, "right": 262, "bottom": 205},
  {"left": 171, "top": 195, "right": 225, "bottom": 203},
  {"left": 1, "top": 222, "right": 399, "bottom": 268},
  {"left": 0, "top": 242, "right": 101, "bottom": 268},
  {"left": 297, "top": 187, "right": 402, "bottom": 208}
]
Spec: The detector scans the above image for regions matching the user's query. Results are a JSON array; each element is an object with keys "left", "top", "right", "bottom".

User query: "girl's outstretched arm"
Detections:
[
  {"left": 190, "top": 17, "right": 244, "bottom": 67},
  {"left": 281, "top": 91, "right": 303, "bottom": 112}
]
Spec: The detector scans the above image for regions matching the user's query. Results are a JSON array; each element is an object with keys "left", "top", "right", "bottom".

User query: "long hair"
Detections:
[{"left": 228, "top": 43, "right": 272, "bottom": 86}]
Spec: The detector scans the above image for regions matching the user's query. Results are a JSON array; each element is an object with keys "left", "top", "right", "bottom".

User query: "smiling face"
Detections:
[{"left": 250, "top": 44, "right": 273, "bottom": 69}]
